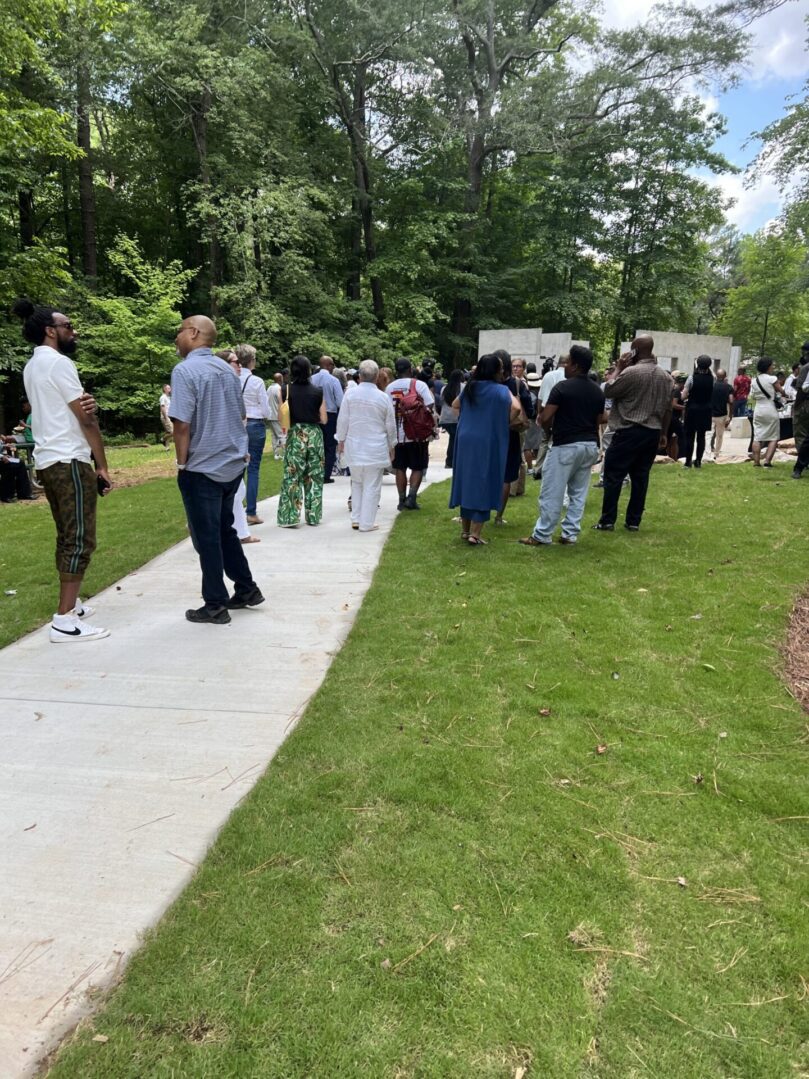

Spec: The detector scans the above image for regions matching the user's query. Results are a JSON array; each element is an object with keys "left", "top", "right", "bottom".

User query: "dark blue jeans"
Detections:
[
  {"left": 245, "top": 421, "right": 266, "bottom": 515},
  {"left": 178, "top": 470, "right": 256, "bottom": 609},
  {"left": 321, "top": 411, "right": 338, "bottom": 481}
]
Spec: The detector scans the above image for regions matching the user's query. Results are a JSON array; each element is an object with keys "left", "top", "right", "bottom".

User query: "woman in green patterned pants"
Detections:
[{"left": 277, "top": 354, "right": 327, "bottom": 527}]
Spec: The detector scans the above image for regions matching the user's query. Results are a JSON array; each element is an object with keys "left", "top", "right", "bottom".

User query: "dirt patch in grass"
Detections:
[
  {"left": 785, "top": 589, "right": 809, "bottom": 713},
  {"left": 108, "top": 458, "right": 175, "bottom": 488}
]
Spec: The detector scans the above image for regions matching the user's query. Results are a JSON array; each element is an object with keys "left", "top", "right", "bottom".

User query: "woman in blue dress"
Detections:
[{"left": 449, "top": 354, "right": 520, "bottom": 545}]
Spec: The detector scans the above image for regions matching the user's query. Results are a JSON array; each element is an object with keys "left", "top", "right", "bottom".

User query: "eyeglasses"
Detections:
[{"left": 51, "top": 320, "right": 74, "bottom": 331}]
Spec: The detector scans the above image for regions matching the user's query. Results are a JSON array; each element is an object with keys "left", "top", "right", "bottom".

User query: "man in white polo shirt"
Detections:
[
  {"left": 15, "top": 297, "right": 112, "bottom": 642},
  {"left": 532, "top": 357, "right": 565, "bottom": 480}
]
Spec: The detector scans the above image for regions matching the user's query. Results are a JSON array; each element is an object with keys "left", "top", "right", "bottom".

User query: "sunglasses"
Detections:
[{"left": 52, "top": 320, "right": 74, "bottom": 331}]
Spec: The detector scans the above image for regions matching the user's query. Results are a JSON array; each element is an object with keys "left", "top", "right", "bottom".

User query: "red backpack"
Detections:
[{"left": 393, "top": 379, "right": 435, "bottom": 442}]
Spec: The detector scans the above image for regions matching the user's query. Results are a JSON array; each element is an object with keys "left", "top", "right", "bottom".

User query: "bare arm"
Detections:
[
  {"left": 319, "top": 400, "right": 328, "bottom": 425},
  {"left": 68, "top": 399, "right": 110, "bottom": 483},
  {"left": 540, "top": 402, "right": 558, "bottom": 434},
  {"left": 173, "top": 419, "right": 191, "bottom": 466},
  {"left": 659, "top": 408, "right": 672, "bottom": 449}
]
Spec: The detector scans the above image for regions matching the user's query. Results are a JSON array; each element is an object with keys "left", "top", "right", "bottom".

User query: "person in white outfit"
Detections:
[
  {"left": 219, "top": 350, "right": 259, "bottom": 545},
  {"left": 336, "top": 359, "right": 397, "bottom": 532}
]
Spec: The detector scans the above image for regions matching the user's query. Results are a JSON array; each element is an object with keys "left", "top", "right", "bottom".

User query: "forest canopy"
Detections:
[{"left": 1, "top": 0, "right": 807, "bottom": 426}]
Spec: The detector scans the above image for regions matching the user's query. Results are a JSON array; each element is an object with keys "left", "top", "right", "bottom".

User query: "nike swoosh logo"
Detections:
[{"left": 53, "top": 626, "right": 82, "bottom": 636}]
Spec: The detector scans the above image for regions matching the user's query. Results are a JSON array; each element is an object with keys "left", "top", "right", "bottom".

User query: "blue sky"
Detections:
[
  {"left": 711, "top": 73, "right": 806, "bottom": 231},
  {"left": 603, "top": 0, "right": 809, "bottom": 233}
]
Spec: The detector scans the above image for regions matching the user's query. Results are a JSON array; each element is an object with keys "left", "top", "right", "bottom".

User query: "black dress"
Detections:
[
  {"left": 503, "top": 376, "right": 535, "bottom": 483},
  {"left": 684, "top": 371, "right": 714, "bottom": 466}
]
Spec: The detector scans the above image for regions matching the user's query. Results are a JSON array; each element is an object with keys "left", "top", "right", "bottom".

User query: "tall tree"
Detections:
[{"left": 712, "top": 229, "right": 809, "bottom": 359}]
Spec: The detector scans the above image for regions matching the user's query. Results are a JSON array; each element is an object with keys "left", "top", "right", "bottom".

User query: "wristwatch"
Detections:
[{"left": 176, "top": 461, "right": 187, "bottom": 470}]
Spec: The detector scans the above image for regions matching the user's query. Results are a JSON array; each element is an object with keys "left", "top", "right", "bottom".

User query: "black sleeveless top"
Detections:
[
  {"left": 688, "top": 371, "right": 714, "bottom": 409},
  {"left": 289, "top": 382, "right": 323, "bottom": 425}
]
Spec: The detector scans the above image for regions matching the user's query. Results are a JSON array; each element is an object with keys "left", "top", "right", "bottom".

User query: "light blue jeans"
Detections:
[{"left": 531, "top": 441, "right": 599, "bottom": 544}]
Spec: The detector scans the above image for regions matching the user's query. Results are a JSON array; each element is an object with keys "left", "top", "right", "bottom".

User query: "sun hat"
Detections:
[{"left": 526, "top": 372, "right": 541, "bottom": 386}]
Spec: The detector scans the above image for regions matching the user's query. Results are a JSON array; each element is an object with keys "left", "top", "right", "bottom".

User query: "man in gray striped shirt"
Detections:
[
  {"left": 170, "top": 316, "right": 264, "bottom": 623},
  {"left": 594, "top": 335, "right": 673, "bottom": 534}
]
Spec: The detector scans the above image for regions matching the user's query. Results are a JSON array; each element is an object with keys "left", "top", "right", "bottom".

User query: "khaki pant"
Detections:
[
  {"left": 712, "top": 416, "right": 729, "bottom": 456},
  {"left": 509, "top": 462, "right": 526, "bottom": 496}
]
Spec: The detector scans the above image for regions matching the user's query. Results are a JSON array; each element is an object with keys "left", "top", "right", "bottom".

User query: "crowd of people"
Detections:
[{"left": 10, "top": 293, "right": 808, "bottom": 641}]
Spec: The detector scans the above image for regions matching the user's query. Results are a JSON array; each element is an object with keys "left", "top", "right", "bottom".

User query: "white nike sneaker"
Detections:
[
  {"left": 73, "top": 598, "right": 95, "bottom": 619},
  {"left": 50, "top": 613, "right": 110, "bottom": 643}
]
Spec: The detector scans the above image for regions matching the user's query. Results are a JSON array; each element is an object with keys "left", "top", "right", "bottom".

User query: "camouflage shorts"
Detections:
[{"left": 38, "top": 460, "right": 98, "bottom": 582}]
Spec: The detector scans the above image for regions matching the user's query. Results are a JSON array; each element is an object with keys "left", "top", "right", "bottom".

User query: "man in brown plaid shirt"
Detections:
[{"left": 593, "top": 336, "right": 672, "bottom": 533}]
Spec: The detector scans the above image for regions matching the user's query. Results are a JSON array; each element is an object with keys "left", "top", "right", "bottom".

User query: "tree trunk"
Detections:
[
  {"left": 450, "top": 133, "right": 487, "bottom": 348},
  {"left": 190, "top": 86, "right": 221, "bottom": 316},
  {"left": 18, "top": 190, "right": 34, "bottom": 247},
  {"left": 346, "top": 195, "right": 362, "bottom": 301},
  {"left": 60, "top": 161, "right": 75, "bottom": 270},
  {"left": 251, "top": 199, "right": 263, "bottom": 291},
  {"left": 348, "top": 66, "right": 384, "bottom": 326},
  {"left": 76, "top": 60, "right": 98, "bottom": 285}
]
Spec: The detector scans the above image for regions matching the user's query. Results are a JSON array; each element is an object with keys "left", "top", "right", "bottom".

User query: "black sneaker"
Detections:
[
  {"left": 185, "top": 605, "right": 231, "bottom": 624},
  {"left": 624, "top": 524, "right": 640, "bottom": 532},
  {"left": 225, "top": 587, "right": 265, "bottom": 610},
  {"left": 792, "top": 468, "right": 803, "bottom": 480},
  {"left": 592, "top": 522, "right": 614, "bottom": 531}
]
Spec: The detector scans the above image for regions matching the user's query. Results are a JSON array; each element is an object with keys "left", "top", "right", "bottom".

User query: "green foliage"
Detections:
[
  {"left": 0, "top": 0, "right": 803, "bottom": 417},
  {"left": 0, "top": 243, "right": 77, "bottom": 375},
  {"left": 712, "top": 229, "right": 809, "bottom": 360},
  {"left": 0, "top": 0, "right": 78, "bottom": 157},
  {"left": 79, "top": 235, "right": 195, "bottom": 417}
]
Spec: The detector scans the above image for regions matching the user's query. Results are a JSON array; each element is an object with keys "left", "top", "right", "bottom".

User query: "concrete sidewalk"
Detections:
[{"left": 0, "top": 465, "right": 448, "bottom": 1077}]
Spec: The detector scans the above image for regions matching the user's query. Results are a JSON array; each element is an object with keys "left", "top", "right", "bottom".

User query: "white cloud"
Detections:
[
  {"left": 699, "top": 169, "right": 784, "bottom": 229},
  {"left": 698, "top": 92, "right": 720, "bottom": 116},
  {"left": 600, "top": 0, "right": 809, "bottom": 82},
  {"left": 747, "top": 2, "right": 809, "bottom": 82}
]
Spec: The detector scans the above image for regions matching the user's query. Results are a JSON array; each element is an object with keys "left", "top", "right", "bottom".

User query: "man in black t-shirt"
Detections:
[
  {"left": 519, "top": 345, "right": 606, "bottom": 548},
  {"left": 710, "top": 369, "right": 734, "bottom": 459}
]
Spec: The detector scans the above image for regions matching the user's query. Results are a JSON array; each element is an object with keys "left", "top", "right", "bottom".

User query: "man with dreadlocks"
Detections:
[{"left": 14, "top": 297, "right": 112, "bottom": 642}]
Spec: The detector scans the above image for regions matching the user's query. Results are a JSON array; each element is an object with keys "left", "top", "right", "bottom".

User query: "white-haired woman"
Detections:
[{"left": 336, "top": 359, "right": 397, "bottom": 532}]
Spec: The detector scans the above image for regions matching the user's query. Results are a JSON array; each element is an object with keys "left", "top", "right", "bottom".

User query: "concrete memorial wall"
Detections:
[
  {"left": 477, "top": 329, "right": 590, "bottom": 368},
  {"left": 623, "top": 330, "right": 736, "bottom": 376},
  {"left": 478, "top": 328, "right": 542, "bottom": 367}
]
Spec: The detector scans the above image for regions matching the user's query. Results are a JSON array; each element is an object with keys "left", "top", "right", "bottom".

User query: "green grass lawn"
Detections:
[
  {"left": 40, "top": 461, "right": 809, "bottom": 1076},
  {"left": 0, "top": 447, "right": 281, "bottom": 648}
]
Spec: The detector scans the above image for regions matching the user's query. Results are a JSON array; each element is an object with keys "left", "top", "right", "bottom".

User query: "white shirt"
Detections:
[
  {"left": 386, "top": 377, "right": 434, "bottom": 442},
  {"left": 159, "top": 392, "right": 171, "bottom": 414},
  {"left": 539, "top": 368, "right": 565, "bottom": 406},
  {"left": 335, "top": 381, "right": 397, "bottom": 467},
  {"left": 266, "top": 382, "right": 282, "bottom": 421},
  {"left": 749, "top": 372, "right": 779, "bottom": 413},
  {"left": 23, "top": 345, "right": 91, "bottom": 469},
  {"left": 239, "top": 368, "right": 271, "bottom": 420}
]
